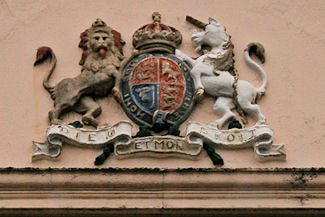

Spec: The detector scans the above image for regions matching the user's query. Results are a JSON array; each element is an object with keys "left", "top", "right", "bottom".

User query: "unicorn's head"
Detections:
[{"left": 191, "top": 18, "right": 229, "bottom": 53}]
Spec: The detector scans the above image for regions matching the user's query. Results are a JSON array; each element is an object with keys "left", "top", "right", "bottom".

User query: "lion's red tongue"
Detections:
[{"left": 99, "top": 48, "right": 106, "bottom": 59}]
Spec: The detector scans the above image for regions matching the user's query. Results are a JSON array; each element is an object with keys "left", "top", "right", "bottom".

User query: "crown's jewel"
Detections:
[
  {"left": 88, "top": 18, "right": 112, "bottom": 36},
  {"left": 92, "top": 18, "right": 107, "bottom": 28},
  {"left": 132, "top": 12, "right": 182, "bottom": 53}
]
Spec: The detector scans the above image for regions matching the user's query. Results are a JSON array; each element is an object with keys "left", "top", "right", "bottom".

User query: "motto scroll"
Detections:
[{"left": 186, "top": 122, "right": 286, "bottom": 161}]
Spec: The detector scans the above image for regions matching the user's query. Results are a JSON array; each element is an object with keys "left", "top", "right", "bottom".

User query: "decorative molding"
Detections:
[{"left": 0, "top": 168, "right": 324, "bottom": 215}]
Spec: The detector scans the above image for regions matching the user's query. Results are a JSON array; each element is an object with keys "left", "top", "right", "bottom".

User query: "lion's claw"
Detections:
[{"left": 112, "top": 87, "right": 122, "bottom": 104}]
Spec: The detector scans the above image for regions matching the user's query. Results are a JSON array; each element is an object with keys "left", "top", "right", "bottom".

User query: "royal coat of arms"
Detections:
[
  {"left": 32, "top": 12, "right": 286, "bottom": 165},
  {"left": 120, "top": 12, "right": 194, "bottom": 132}
]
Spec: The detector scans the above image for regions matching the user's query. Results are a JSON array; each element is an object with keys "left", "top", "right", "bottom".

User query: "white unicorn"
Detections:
[{"left": 176, "top": 17, "right": 268, "bottom": 129}]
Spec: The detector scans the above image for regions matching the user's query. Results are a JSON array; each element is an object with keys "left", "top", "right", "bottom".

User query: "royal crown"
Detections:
[{"left": 132, "top": 12, "right": 182, "bottom": 53}]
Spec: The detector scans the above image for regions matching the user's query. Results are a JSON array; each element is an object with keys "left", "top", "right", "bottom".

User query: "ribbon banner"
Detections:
[
  {"left": 32, "top": 121, "right": 133, "bottom": 161},
  {"left": 32, "top": 121, "right": 203, "bottom": 161},
  {"left": 186, "top": 122, "right": 286, "bottom": 161},
  {"left": 33, "top": 120, "right": 284, "bottom": 162},
  {"left": 115, "top": 135, "right": 202, "bottom": 158}
]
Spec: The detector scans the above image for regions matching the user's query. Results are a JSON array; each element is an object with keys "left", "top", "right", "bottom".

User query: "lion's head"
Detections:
[
  {"left": 78, "top": 18, "right": 125, "bottom": 65},
  {"left": 89, "top": 31, "right": 113, "bottom": 52}
]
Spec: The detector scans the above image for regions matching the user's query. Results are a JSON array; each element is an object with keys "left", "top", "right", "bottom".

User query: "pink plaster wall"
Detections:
[{"left": 0, "top": 0, "right": 324, "bottom": 168}]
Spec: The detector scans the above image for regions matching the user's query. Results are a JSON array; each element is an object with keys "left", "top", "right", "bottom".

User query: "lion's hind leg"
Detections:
[
  {"left": 49, "top": 109, "right": 61, "bottom": 125},
  {"left": 49, "top": 102, "right": 73, "bottom": 125},
  {"left": 209, "top": 97, "right": 236, "bottom": 129}
]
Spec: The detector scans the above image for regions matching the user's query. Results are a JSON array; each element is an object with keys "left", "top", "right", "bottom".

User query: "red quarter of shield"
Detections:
[
  {"left": 158, "top": 84, "right": 184, "bottom": 112},
  {"left": 158, "top": 58, "right": 185, "bottom": 112},
  {"left": 130, "top": 58, "right": 158, "bottom": 85}
]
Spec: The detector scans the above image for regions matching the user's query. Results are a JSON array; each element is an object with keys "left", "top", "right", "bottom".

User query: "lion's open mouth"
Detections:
[{"left": 99, "top": 48, "right": 107, "bottom": 59}]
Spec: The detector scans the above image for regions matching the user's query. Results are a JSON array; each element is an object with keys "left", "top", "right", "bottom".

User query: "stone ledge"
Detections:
[
  {"left": 1, "top": 167, "right": 325, "bottom": 173},
  {"left": 1, "top": 208, "right": 325, "bottom": 217},
  {"left": 0, "top": 167, "right": 324, "bottom": 213}
]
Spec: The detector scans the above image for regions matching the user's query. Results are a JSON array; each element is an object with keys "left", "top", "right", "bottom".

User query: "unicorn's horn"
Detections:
[{"left": 186, "top": 16, "right": 207, "bottom": 29}]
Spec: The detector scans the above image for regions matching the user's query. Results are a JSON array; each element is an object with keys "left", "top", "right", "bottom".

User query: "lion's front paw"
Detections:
[
  {"left": 50, "top": 118, "right": 62, "bottom": 125},
  {"left": 82, "top": 115, "right": 98, "bottom": 128},
  {"left": 112, "top": 87, "right": 122, "bottom": 104}
]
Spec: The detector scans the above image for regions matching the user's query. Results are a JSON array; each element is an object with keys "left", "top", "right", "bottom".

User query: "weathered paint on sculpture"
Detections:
[
  {"left": 176, "top": 17, "right": 267, "bottom": 129},
  {"left": 34, "top": 19, "right": 124, "bottom": 127},
  {"left": 32, "top": 13, "right": 285, "bottom": 165},
  {"left": 175, "top": 16, "right": 285, "bottom": 161}
]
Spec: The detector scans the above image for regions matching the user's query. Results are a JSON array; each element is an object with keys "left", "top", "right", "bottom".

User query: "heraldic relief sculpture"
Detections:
[{"left": 32, "top": 12, "right": 286, "bottom": 165}]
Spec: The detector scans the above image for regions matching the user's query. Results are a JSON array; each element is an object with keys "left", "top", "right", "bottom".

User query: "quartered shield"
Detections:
[{"left": 121, "top": 53, "right": 195, "bottom": 129}]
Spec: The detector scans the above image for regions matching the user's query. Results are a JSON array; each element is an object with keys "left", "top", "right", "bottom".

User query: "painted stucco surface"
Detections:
[{"left": 0, "top": 0, "right": 324, "bottom": 168}]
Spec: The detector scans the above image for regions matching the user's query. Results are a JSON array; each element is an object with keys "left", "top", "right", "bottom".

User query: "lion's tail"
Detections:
[
  {"left": 244, "top": 43, "right": 267, "bottom": 102},
  {"left": 34, "top": 47, "right": 57, "bottom": 99}
]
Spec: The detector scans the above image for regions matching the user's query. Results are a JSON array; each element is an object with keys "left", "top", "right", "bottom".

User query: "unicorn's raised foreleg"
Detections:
[
  {"left": 189, "top": 64, "right": 207, "bottom": 101},
  {"left": 190, "top": 61, "right": 217, "bottom": 100},
  {"left": 175, "top": 49, "right": 196, "bottom": 67}
]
